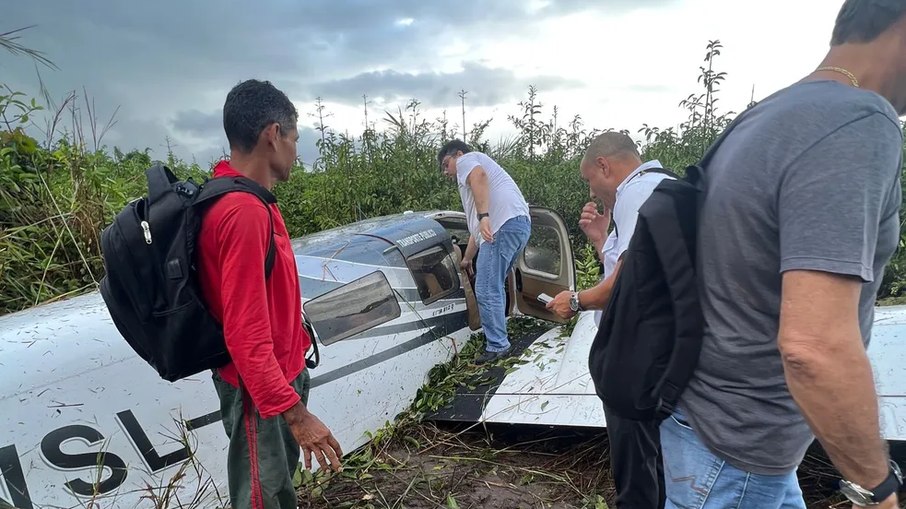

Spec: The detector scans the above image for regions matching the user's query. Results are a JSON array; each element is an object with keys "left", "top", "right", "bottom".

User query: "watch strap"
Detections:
[
  {"left": 869, "top": 462, "right": 902, "bottom": 503},
  {"left": 477, "top": 212, "right": 489, "bottom": 220}
]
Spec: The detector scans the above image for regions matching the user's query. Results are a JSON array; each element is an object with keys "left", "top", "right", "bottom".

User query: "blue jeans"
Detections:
[
  {"left": 475, "top": 215, "right": 531, "bottom": 352},
  {"left": 659, "top": 408, "right": 806, "bottom": 509}
]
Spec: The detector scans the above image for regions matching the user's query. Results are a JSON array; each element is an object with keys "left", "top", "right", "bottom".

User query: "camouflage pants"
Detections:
[{"left": 213, "top": 370, "right": 310, "bottom": 509}]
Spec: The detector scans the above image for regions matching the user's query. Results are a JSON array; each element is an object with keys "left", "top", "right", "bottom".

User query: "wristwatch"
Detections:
[
  {"left": 569, "top": 292, "right": 584, "bottom": 313},
  {"left": 477, "top": 212, "right": 489, "bottom": 221},
  {"left": 839, "top": 460, "right": 903, "bottom": 506}
]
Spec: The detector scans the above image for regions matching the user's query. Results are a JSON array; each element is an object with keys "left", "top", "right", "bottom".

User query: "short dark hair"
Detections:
[
  {"left": 223, "top": 79, "right": 298, "bottom": 153},
  {"left": 831, "top": 0, "right": 906, "bottom": 45},
  {"left": 437, "top": 139, "right": 472, "bottom": 165}
]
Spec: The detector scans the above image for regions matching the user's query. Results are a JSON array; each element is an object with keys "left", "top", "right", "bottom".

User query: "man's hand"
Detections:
[
  {"left": 546, "top": 290, "right": 576, "bottom": 319},
  {"left": 479, "top": 216, "right": 493, "bottom": 243},
  {"left": 463, "top": 236, "right": 478, "bottom": 275},
  {"left": 460, "top": 258, "right": 474, "bottom": 277},
  {"left": 578, "top": 202, "right": 610, "bottom": 246},
  {"left": 283, "top": 402, "right": 343, "bottom": 472}
]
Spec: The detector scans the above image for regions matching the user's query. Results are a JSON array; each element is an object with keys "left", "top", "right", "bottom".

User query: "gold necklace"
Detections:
[{"left": 815, "top": 66, "right": 860, "bottom": 87}]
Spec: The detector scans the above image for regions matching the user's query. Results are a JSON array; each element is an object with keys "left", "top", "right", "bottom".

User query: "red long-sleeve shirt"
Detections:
[{"left": 197, "top": 161, "right": 310, "bottom": 419}]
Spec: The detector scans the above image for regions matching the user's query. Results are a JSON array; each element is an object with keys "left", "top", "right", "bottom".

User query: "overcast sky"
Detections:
[{"left": 3, "top": 0, "right": 844, "bottom": 168}]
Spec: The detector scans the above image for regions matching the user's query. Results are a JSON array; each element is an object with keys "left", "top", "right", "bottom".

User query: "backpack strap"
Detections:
[
  {"left": 623, "top": 166, "right": 679, "bottom": 188},
  {"left": 302, "top": 313, "right": 320, "bottom": 369},
  {"left": 612, "top": 167, "right": 678, "bottom": 238},
  {"left": 196, "top": 176, "right": 279, "bottom": 279},
  {"left": 645, "top": 190, "right": 704, "bottom": 419},
  {"left": 685, "top": 107, "right": 753, "bottom": 186},
  {"left": 640, "top": 167, "right": 680, "bottom": 179}
]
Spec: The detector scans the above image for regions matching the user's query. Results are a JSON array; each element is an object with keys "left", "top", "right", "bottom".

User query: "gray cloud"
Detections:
[
  {"left": 171, "top": 109, "right": 222, "bottom": 139},
  {"left": 540, "top": 0, "right": 677, "bottom": 16},
  {"left": 304, "top": 62, "right": 583, "bottom": 108},
  {"left": 168, "top": 107, "right": 321, "bottom": 168},
  {"left": 3, "top": 0, "right": 677, "bottom": 163},
  {"left": 5, "top": 0, "right": 673, "bottom": 90},
  {"left": 296, "top": 126, "right": 324, "bottom": 168}
]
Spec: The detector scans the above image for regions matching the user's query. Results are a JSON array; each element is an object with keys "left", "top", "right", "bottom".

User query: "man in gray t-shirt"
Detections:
[{"left": 660, "top": 2, "right": 906, "bottom": 507}]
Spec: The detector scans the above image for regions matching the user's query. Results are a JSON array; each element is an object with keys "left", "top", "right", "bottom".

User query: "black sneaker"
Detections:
[{"left": 475, "top": 346, "right": 513, "bottom": 365}]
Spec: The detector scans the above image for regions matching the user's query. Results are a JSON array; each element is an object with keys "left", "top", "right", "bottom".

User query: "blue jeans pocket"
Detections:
[
  {"left": 660, "top": 415, "right": 723, "bottom": 508},
  {"left": 660, "top": 413, "right": 807, "bottom": 509}
]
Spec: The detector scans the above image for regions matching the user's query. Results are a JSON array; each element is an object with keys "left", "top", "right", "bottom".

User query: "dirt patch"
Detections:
[
  {"left": 295, "top": 420, "right": 896, "bottom": 509},
  {"left": 297, "top": 423, "right": 613, "bottom": 509},
  {"left": 293, "top": 321, "right": 889, "bottom": 508}
]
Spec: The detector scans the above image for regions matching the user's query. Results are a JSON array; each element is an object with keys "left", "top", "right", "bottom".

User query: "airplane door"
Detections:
[{"left": 513, "top": 207, "right": 576, "bottom": 324}]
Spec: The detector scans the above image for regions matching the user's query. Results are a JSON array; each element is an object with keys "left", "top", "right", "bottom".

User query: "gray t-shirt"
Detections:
[{"left": 680, "top": 80, "right": 903, "bottom": 475}]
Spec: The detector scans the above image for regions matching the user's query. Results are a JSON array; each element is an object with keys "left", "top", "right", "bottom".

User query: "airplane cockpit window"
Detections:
[
  {"left": 523, "top": 224, "right": 562, "bottom": 278},
  {"left": 303, "top": 271, "right": 401, "bottom": 346},
  {"left": 407, "top": 246, "right": 459, "bottom": 305},
  {"left": 436, "top": 221, "right": 471, "bottom": 247}
]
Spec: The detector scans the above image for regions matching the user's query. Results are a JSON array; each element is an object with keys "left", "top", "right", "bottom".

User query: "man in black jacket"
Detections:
[{"left": 548, "top": 131, "right": 672, "bottom": 509}]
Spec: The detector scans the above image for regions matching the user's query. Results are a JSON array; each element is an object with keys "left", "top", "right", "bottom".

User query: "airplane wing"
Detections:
[
  {"left": 432, "top": 306, "right": 906, "bottom": 442},
  {"left": 430, "top": 311, "right": 606, "bottom": 428},
  {"left": 869, "top": 305, "right": 906, "bottom": 442}
]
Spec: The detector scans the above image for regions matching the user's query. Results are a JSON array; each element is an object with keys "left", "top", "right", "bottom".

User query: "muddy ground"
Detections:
[
  {"left": 295, "top": 319, "right": 894, "bottom": 509},
  {"left": 296, "top": 421, "right": 859, "bottom": 509}
]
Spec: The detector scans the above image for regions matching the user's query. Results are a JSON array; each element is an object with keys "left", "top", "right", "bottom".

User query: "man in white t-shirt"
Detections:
[
  {"left": 547, "top": 132, "right": 672, "bottom": 509},
  {"left": 438, "top": 139, "right": 531, "bottom": 364}
]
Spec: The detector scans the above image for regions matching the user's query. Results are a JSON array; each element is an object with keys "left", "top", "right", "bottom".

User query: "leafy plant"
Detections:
[{"left": 3, "top": 37, "right": 904, "bottom": 314}]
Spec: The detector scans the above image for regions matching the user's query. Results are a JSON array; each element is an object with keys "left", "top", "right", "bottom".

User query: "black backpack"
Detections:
[
  {"left": 588, "top": 118, "right": 744, "bottom": 422},
  {"left": 98, "top": 162, "right": 278, "bottom": 382},
  {"left": 588, "top": 166, "right": 704, "bottom": 422}
]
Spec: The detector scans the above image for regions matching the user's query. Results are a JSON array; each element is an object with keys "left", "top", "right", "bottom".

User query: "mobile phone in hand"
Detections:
[{"left": 537, "top": 293, "right": 553, "bottom": 305}]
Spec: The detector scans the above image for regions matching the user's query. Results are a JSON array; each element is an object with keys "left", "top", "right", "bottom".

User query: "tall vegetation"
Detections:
[{"left": 2, "top": 37, "right": 905, "bottom": 317}]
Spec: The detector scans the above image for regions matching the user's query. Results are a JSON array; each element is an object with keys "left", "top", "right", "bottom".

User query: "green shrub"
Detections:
[{"left": 2, "top": 39, "right": 904, "bottom": 315}]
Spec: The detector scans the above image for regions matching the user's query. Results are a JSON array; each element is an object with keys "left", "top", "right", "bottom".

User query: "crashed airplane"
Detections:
[{"left": 1, "top": 207, "right": 904, "bottom": 508}]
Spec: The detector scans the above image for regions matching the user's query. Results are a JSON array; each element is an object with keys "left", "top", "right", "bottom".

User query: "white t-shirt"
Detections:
[
  {"left": 594, "top": 232, "right": 620, "bottom": 325},
  {"left": 602, "top": 231, "right": 619, "bottom": 278},
  {"left": 456, "top": 151, "right": 530, "bottom": 244},
  {"left": 594, "top": 159, "right": 672, "bottom": 324},
  {"left": 610, "top": 159, "right": 672, "bottom": 259}
]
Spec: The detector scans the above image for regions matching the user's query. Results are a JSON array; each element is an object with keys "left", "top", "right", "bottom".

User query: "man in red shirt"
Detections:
[{"left": 197, "top": 79, "right": 342, "bottom": 509}]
